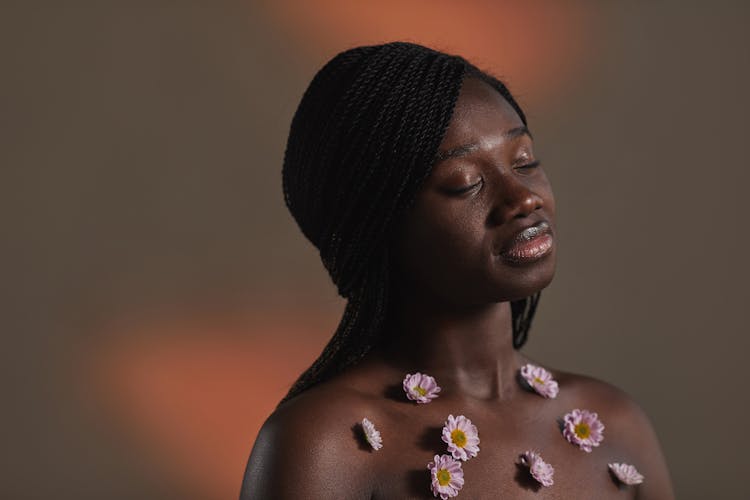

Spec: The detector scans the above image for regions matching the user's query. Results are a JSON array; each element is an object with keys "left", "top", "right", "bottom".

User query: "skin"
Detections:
[{"left": 241, "top": 78, "right": 674, "bottom": 499}]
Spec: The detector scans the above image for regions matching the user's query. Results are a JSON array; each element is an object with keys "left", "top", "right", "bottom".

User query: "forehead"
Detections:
[{"left": 440, "top": 77, "right": 524, "bottom": 149}]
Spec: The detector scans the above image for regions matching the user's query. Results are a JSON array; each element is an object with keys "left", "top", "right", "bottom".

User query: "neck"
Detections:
[{"left": 380, "top": 295, "right": 523, "bottom": 401}]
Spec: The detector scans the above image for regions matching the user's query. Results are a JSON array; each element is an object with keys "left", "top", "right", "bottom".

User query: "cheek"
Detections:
[{"left": 399, "top": 205, "right": 486, "bottom": 283}]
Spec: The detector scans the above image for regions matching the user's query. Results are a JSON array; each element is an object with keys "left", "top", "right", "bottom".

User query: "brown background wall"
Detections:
[{"left": 3, "top": 1, "right": 748, "bottom": 499}]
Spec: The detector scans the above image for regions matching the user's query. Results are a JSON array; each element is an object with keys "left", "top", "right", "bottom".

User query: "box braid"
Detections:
[{"left": 280, "top": 42, "right": 542, "bottom": 404}]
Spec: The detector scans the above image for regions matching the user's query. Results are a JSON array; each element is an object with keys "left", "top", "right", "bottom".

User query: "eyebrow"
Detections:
[{"left": 434, "top": 126, "right": 533, "bottom": 164}]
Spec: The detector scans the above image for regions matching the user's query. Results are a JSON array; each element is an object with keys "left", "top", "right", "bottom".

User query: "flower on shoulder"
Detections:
[
  {"left": 562, "top": 408, "right": 605, "bottom": 452},
  {"left": 519, "top": 363, "right": 559, "bottom": 398},
  {"left": 361, "top": 417, "right": 382, "bottom": 451},
  {"left": 609, "top": 462, "right": 644, "bottom": 485},
  {"left": 441, "top": 414, "right": 480, "bottom": 461},
  {"left": 403, "top": 372, "right": 441, "bottom": 403},
  {"left": 518, "top": 450, "right": 554, "bottom": 487},
  {"left": 427, "top": 454, "right": 464, "bottom": 499}
]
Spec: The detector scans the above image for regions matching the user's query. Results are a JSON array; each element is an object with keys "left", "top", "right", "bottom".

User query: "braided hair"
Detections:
[{"left": 280, "top": 42, "right": 541, "bottom": 404}]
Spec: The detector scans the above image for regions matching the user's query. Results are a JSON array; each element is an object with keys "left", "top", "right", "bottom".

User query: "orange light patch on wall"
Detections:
[
  {"left": 88, "top": 310, "right": 335, "bottom": 499},
  {"left": 261, "top": 0, "right": 596, "bottom": 105}
]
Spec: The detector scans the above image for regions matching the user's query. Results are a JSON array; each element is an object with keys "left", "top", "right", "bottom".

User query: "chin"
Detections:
[{"left": 487, "top": 253, "right": 556, "bottom": 302}]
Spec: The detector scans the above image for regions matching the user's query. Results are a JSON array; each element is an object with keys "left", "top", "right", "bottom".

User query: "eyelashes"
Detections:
[
  {"left": 514, "top": 160, "right": 541, "bottom": 171},
  {"left": 447, "top": 160, "right": 542, "bottom": 194},
  {"left": 448, "top": 180, "right": 482, "bottom": 194}
]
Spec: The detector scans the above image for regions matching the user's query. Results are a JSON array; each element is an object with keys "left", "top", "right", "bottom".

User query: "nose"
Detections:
[{"left": 489, "top": 176, "right": 544, "bottom": 225}]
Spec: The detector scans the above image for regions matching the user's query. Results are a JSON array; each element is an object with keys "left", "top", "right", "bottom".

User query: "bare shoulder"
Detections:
[
  {"left": 553, "top": 369, "right": 675, "bottom": 499},
  {"left": 555, "top": 370, "right": 644, "bottom": 420},
  {"left": 240, "top": 378, "right": 380, "bottom": 500}
]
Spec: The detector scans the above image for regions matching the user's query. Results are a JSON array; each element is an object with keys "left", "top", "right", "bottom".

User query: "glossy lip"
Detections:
[{"left": 496, "top": 220, "right": 554, "bottom": 264}]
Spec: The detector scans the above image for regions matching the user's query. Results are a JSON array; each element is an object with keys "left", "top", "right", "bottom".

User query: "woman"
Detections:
[{"left": 241, "top": 42, "right": 673, "bottom": 499}]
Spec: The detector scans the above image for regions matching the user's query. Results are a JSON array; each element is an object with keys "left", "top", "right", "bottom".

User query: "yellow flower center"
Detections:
[
  {"left": 575, "top": 422, "right": 591, "bottom": 439},
  {"left": 413, "top": 385, "right": 427, "bottom": 397},
  {"left": 437, "top": 468, "right": 452, "bottom": 486},
  {"left": 533, "top": 377, "right": 545, "bottom": 385},
  {"left": 451, "top": 429, "right": 467, "bottom": 447}
]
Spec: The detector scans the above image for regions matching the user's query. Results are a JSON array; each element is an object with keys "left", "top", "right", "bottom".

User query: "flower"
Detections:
[
  {"left": 519, "top": 363, "right": 559, "bottom": 398},
  {"left": 428, "top": 454, "right": 464, "bottom": 499},
  {"left": 518, "top": 450, "right": 554, "bottom": 487},
  {"left": 562, "top": 408, "right": 605, "bottom": 452},
  {"left": 441, "top": 414, "right": 480, "bottom": 461},
  {"left": 609, "top": 462, "right": 644, "bottom": 485},
  {"left": 361, "top": 417, "right": 382, "bottom": 451},
  {"left": 403, "top": 372, "right": 441, "bottom": 403}
]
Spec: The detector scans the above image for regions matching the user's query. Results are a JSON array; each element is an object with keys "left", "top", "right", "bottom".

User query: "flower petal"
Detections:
[
  {"left": 518, "top": 450, "right": 554, "bottom": 487},
  {"left": 519, "top": 363, "right": 559, "bottom": 398},
  {"left": 561, "top": 408, "right": 605, "bottom": 452},
  {"left": 609, "top": 462, "right": 644, "bottom": 485},
  {"left": 441, "top": 414, "right": 480, "bottom": 461},
  {"left": 361, "top": 417, "right": 382, "bottom": 451},
  {"left": 403, "top": 372, "right": 442, "bottom": 403},
  {"left": 428, "top": 454, "right": 464, "bottom": 498}
]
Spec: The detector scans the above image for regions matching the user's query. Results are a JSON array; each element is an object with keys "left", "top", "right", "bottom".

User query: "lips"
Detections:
[{"left": 497, "top": 220, "right": 554, "bottom": 263}]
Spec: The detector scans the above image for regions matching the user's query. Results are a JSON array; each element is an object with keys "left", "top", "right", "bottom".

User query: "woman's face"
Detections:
[{"left": 390, "top": 77, "right": 557, "bottom": 307}]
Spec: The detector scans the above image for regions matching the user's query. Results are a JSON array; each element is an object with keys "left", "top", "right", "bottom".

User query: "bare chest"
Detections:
[
  {"left": 369, "top": 451, "right": 636, "bottom": 499},
  {"left": 366, "top": 406, "right": 638, "bottom": 499}
]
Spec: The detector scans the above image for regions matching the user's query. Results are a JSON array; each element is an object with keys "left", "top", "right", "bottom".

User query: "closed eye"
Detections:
[
  {"left": 447, "top": 178, "right": 483, "bottom": 194},
  {"left": 514, "top": 160, "right": 541, "bottom": 170}
]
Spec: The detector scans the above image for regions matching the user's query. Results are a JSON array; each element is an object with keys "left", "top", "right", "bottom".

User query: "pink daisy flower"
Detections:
[
  {"left": 361, "top": 417, "right": 382, "bottom": 451},
  {"left": 562, "top": 408, "right": 605, "bottom": 452},
  {"left": 427, "top": 454, "right": 464, "bottom": 499},
  {"left": 519, "top": 363, "right": 559, "bottom": 398},
  {"left": 518, "top": 450, "right": 554, "bottom": 487},
  {"left": 609, "top": 462, "right": 644, "bottom": 485},
  {"left": 441, "top": 414, "right": 480, "bottom": 461},
  {"left": 403, "top": 372, "right": 441, "bottom": 403}
]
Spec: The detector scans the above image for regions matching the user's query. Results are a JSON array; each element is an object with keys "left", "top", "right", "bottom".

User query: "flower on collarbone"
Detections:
[
  {"left": 519, "top": 363, "right": 559, "bottom": 398},
  {"left": 562, "top": 408, "right": 605, "bottom": 452},
  {"left": 609, "top": 462, "right": 644, "bottom": 485},
  {"left": 403, "top": 372, "right": 441, "bottom": 403},
  {"left": 518, "top": 450, "right": 554, "bottom": 487},
  {"left": 428, "top": 454, "right": 464, "bottom": 499},
  {"left": 441, "top": 414, "right": 480, "bottom": 461},
  {"left": 361, "top": 417, "right": 382, "bottom": 451}
]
